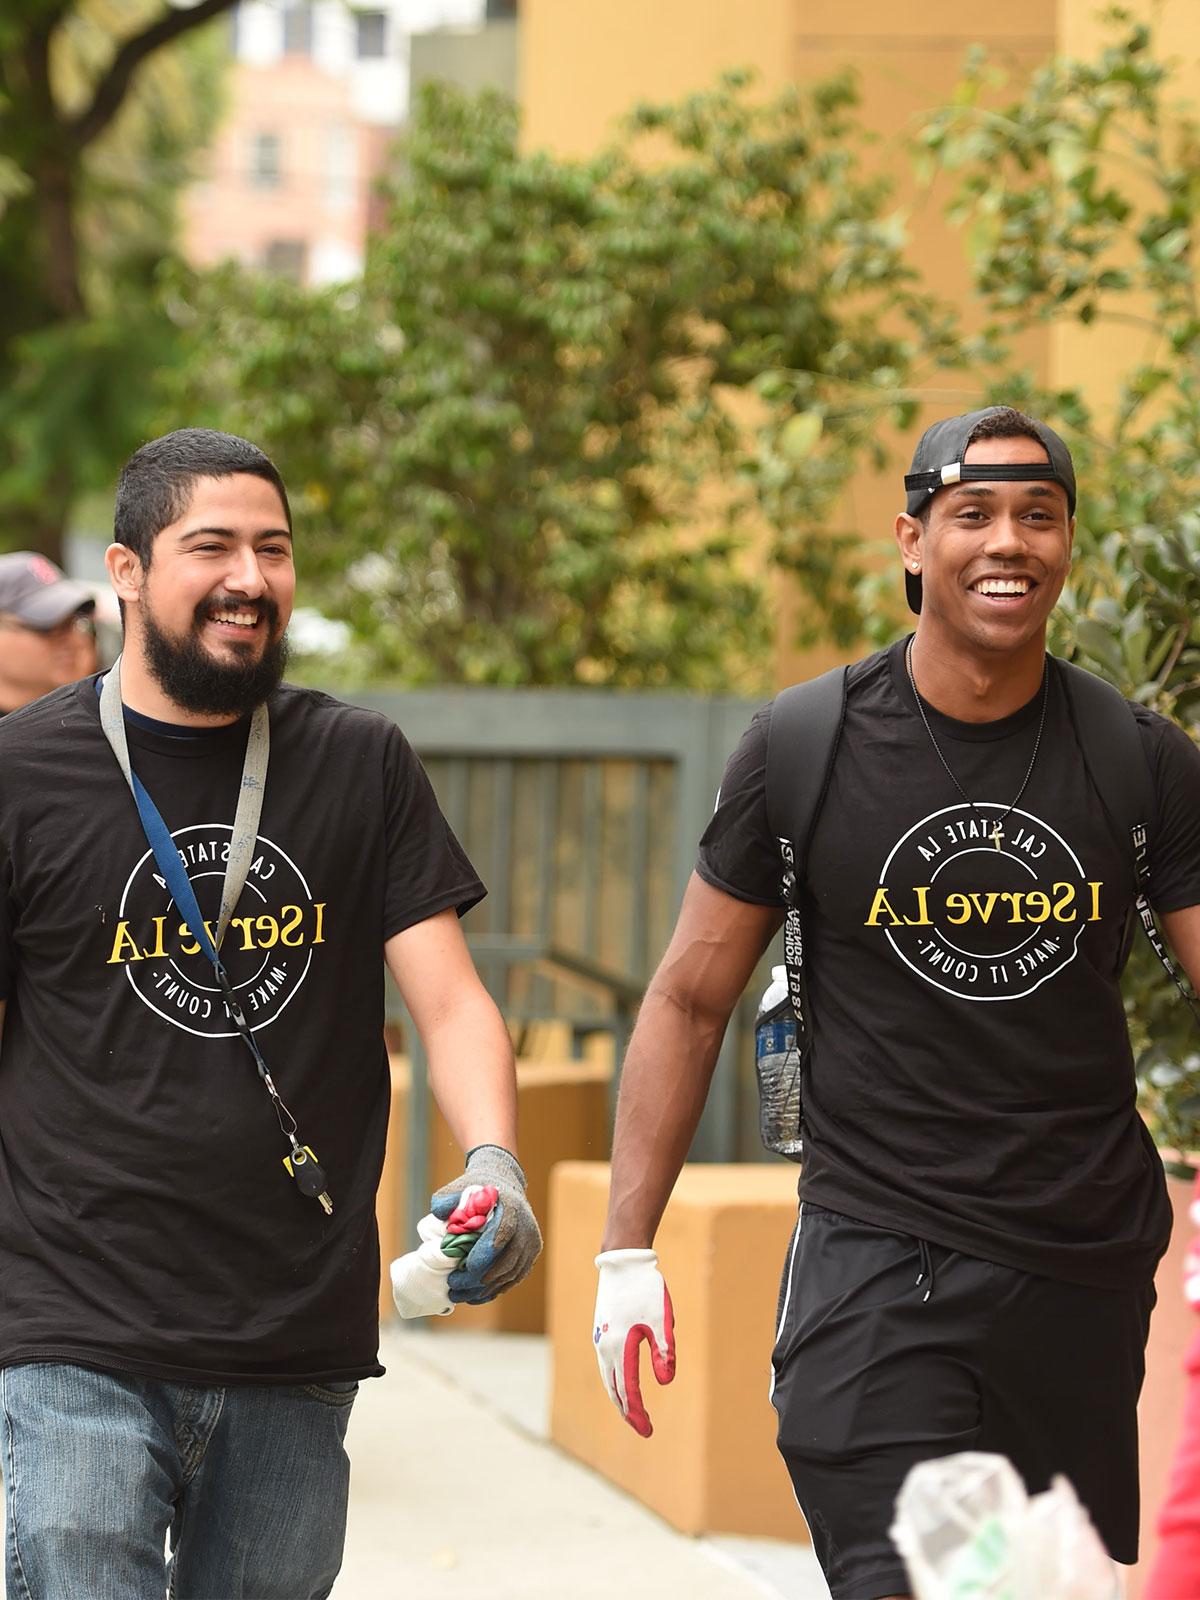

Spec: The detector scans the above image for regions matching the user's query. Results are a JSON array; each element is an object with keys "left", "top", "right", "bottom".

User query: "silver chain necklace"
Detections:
[{"left": 904, "top": 638, "right": 1049, "bottom": 851}]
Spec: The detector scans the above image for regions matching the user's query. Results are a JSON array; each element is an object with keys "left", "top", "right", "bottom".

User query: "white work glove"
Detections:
[
  {"left": 390, "top": 1212, "right": 456, "bottom": 1319},
  {"left": 593, "top": 1248, "right": 676, "bottom": 1438}
]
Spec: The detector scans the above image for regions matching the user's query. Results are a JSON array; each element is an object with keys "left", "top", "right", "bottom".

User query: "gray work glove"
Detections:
[{"left": 430, "top": 1145, "right": 543, "bottom": 1305}]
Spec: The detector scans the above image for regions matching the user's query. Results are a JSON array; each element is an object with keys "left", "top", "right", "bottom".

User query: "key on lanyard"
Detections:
[{"left": 284, "top": 1146, "right": 333, "bottom": 1216}]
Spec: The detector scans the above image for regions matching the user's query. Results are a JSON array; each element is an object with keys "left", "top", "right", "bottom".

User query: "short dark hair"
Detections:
[
  {"left": 114, "top": 429, "right": 292, "bottom": 566},
  {"left": 916, "top": 405, "right": 1047, "bottom": 527},
  {"left": 963, "top": 405, "right": 1046, "bottom": 449}
]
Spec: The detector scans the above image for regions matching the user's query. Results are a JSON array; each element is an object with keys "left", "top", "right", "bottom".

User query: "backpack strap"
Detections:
[
  {"left": 765, "top": 666, "right": 848, "bottom": 1047},
  {"left": 1057, "top": 658, "right": 1153, "bottom": 892},
  {"left": 1058, "top": 659, "right": 1200, "bottom": 1022}
]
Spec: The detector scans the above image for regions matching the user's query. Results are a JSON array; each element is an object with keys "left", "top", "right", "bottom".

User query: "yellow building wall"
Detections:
[
  {"left": 779, "top": 5, "right": 1058, "bottom": 677},
  {"left": 519, "top": 0, "right": 1060, "bottom": 684},
  {"left": 1050, "top": 0, "right": 1200, "bottom": 429},
  {"left": 520, "top": 0, "right": 797, "bottom": 155},
  {"left": 521, "top": 0, "right": 1200, "bottom": 685}
]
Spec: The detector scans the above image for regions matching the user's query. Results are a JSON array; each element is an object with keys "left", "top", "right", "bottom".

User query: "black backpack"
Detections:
[{"left": 762, "top": 655, "right": 1186, "bottom": 1158}]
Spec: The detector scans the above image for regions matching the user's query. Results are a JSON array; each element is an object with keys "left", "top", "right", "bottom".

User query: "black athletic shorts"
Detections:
[{"left": 770, "top": 1202, "right": 1155, "bottom": 1600}]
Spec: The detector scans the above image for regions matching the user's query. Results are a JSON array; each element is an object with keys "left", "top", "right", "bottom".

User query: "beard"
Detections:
[{"left": 141, "top": 593, "right": 289, "bottom": 718}]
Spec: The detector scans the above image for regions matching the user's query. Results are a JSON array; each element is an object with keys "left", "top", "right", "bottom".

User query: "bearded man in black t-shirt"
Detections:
[
  {"left": 593, "top": 407, "right": 1200, "bottom": 1600},
  {"left": 0, "top": 429, "right": 541, "bottom": 1600}
]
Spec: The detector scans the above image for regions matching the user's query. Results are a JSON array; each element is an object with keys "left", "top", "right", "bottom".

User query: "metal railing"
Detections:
[{"left": 354, "top": 685, "right": 770, "bottom": 1232}]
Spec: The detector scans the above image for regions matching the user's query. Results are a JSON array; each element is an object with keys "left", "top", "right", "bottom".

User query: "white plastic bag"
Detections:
[
  {"left": 389, "top": 1212, "right": 457, "bottom": 1319},
  {"left": 890, "top": 1452, "right": 1119, "bottom": 1599}
]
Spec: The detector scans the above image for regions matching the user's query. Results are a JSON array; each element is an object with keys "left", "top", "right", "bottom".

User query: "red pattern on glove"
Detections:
[
  {"left": 445, "top": 1184, "right": 499, "bottom": 1234},
  {"left": 620, "top": 1284, "right": 676, "bottom": 1438}
]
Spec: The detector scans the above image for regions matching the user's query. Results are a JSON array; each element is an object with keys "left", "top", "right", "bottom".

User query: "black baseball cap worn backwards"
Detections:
[{"left": 902, "top": 407, "right": 1077, "bottom": 615}]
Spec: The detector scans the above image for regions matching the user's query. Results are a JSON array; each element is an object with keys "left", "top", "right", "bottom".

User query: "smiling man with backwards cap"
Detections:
[
  {"left": 0, "top": 551, "right": 97, "bottom": 715},
  {"left": 593, "top": 405, "right": 1200, "bottom": 1599}
]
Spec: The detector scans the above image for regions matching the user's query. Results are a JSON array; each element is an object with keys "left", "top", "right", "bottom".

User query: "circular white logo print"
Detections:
[
  {"left": 868, "top": 804, "right": 1100, "bottom": 1002},
  {"left": 108, "top": 824, "right": 326, "bottom": 1037}
]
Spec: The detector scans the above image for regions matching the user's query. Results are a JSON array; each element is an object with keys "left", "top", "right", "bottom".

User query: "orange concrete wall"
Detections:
[{"left": 549, "top": 1160, "right": 803, "bottom": 1539}]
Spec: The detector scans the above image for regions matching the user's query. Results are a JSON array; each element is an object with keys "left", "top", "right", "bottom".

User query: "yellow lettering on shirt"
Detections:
[{"left": 107, "top": 922, "right": 143, "bottom": 965}]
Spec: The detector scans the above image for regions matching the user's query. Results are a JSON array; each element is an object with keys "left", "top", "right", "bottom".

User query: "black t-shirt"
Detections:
[
  {"left": 0, "top": 677, "right": 484, "bottom": 1383},
  {"left": 699, "top": 639, "right": 1200, "bottom": 1290}
]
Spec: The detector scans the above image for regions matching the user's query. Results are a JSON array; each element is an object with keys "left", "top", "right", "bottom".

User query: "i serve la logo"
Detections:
[
  {"left": 864, "top": 804, "right": 1103, "bottom": 1002},
  {"left": 106, "top": 824, "right": 326, "bottom": 1037}
]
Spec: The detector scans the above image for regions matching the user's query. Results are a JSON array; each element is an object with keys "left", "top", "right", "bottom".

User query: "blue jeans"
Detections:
[{"left": 0, "top": 1362, "right": 356, "bottom": 1600}]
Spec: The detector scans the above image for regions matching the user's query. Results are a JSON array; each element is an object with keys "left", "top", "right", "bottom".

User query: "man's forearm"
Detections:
[
  {"left": 601, "top": 981, "right": 731, "bottom": 1250},
  {"left": 600, "top": 873, "right": 781, "bottom": 1250},
  {"left": 385, "top": 911, "right": 520, "bottom": 1159},
  {"left": 424, "top": 990, "right": 518, "bottom": 1156}
]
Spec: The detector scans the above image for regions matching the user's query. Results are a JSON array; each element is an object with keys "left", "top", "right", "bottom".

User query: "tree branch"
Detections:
[
  {"left": 68, "top": 0, "right": 238, "bottom": 152},
  {"left": 17, "top": 3, "right": 68, "bottom": 129},
  {"left": 1157, "top": 621, "right": 1191, "bottom": 694}
]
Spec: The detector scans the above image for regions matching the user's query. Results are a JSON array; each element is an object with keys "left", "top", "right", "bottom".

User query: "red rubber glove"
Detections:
[{"left": 593, "top": 1248, "right": 675, "bottom": 1438}]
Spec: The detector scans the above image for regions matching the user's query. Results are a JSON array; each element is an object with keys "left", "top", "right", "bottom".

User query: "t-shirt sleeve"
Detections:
[
  {"left": 695, "top": 703, "right": 783, "bottom": 907},
  {"left": 380, "top": 723, "right": 486, "bottom": 939},
  {"left": 1140, "top": 710, "right": 1200, "bottom": 913}
]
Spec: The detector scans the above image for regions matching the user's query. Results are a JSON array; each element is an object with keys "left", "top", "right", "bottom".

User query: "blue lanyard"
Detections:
[
  {"left": 98, "top": 659, "right": 332, "bottom": 1214},
  {"left": 99, "top": 657, "right": 268, "bottom": 956}
]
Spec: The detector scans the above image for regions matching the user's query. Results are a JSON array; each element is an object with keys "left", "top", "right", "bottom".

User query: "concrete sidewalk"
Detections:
[{"left": 336, "top": 1327, "right": 829, "bottom": 1600}]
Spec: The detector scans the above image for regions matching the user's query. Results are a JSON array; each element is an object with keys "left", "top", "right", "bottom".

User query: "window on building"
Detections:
[
  {"left": 262, "top": 239, "right": 308, "bottom": 281},
  {"left": 281, "top": 3, "right": 313, "bottom": 56},
  {"left": 325, "top": 123, "right": 357, "bottom": 208},
  {"left": 354, "top": 10, "right": 387, "bottom": 59},
  {"left": 248, "top": 131, "right": 282, "bottom": 190}
]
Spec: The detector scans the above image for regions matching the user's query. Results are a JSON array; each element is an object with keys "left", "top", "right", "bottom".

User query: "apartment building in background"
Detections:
[{"left": 183, "top": 0, "right": 517, "bottom": 285}]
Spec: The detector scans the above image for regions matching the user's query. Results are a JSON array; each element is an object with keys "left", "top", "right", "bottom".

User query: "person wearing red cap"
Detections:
[
  {"left": 595, "top": 405, "right": 1200, "bottom": 1600},
  {"left": 0, "top": 550, "right": 97, "bottom": 714}
]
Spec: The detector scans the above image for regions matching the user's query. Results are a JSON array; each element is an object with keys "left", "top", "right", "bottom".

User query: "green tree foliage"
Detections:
[
  {"left": 920, "top": 8, "right": 1200, "bottom": 1158},
  {"left": 164, "top": 74, "right": 955, "bottom": 687},
  {"left": 0, "top": 0, "right": 232, "bottom": 558}
]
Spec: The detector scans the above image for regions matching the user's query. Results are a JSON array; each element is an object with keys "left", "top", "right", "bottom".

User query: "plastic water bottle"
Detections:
[{"left": 755, "top": 964, "right": 803, "bottom": 1159}]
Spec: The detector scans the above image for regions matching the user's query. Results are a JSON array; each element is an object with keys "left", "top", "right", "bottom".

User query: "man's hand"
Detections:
[
  {"left": 593, "top": 1249, "right": 675, "bottom": 1438},
  {"left": 431, "top": 1145, "right": 542, "bottom": 1304}
]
